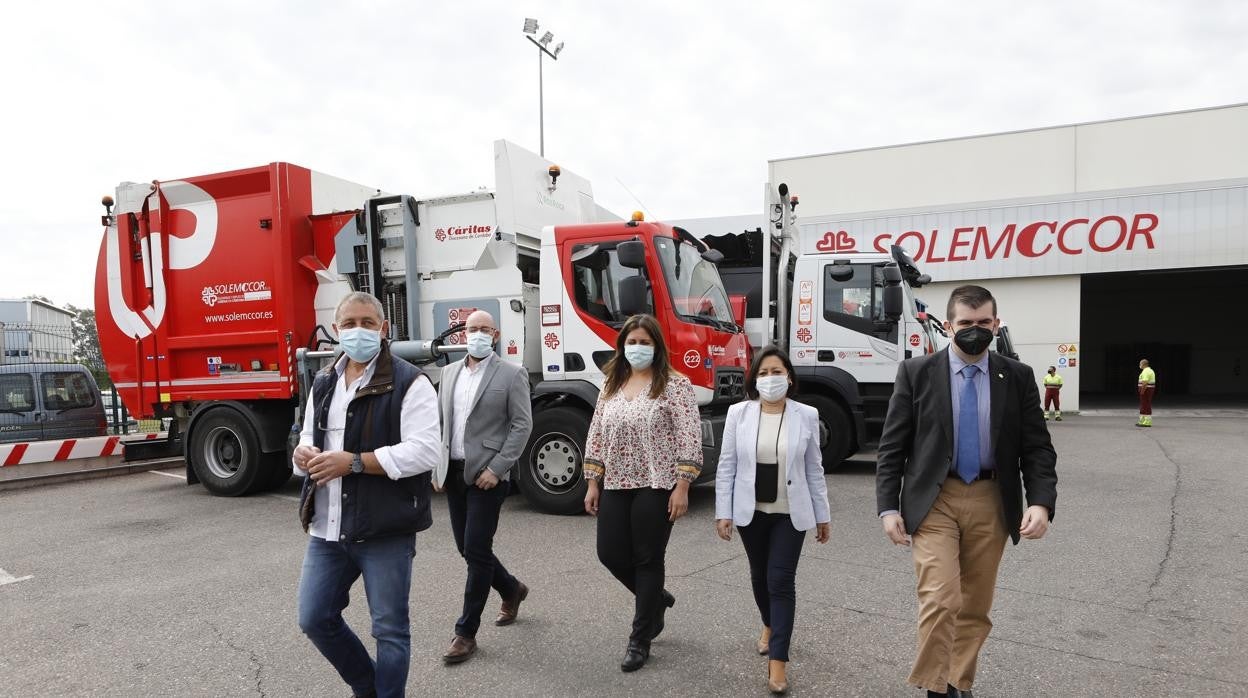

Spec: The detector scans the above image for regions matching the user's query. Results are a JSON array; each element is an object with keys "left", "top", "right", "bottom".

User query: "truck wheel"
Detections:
[
  {"left": 188, "top": 408, "right": 265, "bottom": 496},
  {"left": 258, "top": 452, "right": 292, "bottom": 491},
  {"left": 518, "top": 406, "right": 590, "bottom": 515},
  {"left": 800, "top": 395, "right": 853, "bottom": 472}
]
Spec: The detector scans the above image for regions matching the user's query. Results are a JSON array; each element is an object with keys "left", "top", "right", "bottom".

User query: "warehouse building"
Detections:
[{"left": 749, "top": 103, "right": 1248, "bottom": 411}]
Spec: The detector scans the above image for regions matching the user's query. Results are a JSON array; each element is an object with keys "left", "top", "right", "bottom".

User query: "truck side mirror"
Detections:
[
  {"left": 617, "top": 240, "right": 646, "bottom": 269},
  {"left": 618, "top": 275, "right": 649, "bottom": 316},
  {"left": 883, "top": 286, "right": 903, "bottom": 320},
  {"left": 828, "top": 265, "right": 854, "bottom": 282}
]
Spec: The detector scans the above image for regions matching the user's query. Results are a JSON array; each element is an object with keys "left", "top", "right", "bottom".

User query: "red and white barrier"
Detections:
[{"left": 0, "top": 433, "right": 162, "bottom": 467}]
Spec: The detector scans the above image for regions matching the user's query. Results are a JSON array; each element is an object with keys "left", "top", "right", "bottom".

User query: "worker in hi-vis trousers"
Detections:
[
  {"left": 1136, "top": 359, "right": 1156, "bottom": 427},
  {"left": 1043, "top": 366, "right": 1063, "bottom": 421}
]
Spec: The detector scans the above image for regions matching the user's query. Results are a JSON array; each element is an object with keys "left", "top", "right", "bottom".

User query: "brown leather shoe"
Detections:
[
  {"left": 495, "top": 581, "right": 529, "bottom": 626},
  {"left": 442, "top": 635, "right": 476, "bottom": 664}
]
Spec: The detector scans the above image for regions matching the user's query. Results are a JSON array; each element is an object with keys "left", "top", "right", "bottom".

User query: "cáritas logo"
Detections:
[{"left": 434, "top": 224, "right": 493, "bottom": 242}]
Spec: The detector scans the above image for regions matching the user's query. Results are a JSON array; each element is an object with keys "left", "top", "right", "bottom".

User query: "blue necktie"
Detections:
[{"left": 956, "top": 365, "right": 981, "bottom": 484}]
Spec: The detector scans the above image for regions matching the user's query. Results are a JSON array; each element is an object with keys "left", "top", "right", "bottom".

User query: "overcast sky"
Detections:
[{"left": 2, "top": 0, "right": 1245, "bottom": 309}]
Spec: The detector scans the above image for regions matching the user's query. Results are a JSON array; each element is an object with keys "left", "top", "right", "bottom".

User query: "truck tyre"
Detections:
[
  {"left": 188, "top": 408, "right": 265, "bottom": 496},
  {"left": 800, "top": 394, "right": 853, "bottom": 472},
  {"left": 518, "top": 406, "right": 590, "bottom": 515},
  {"left": 258, "top": 452, "right": 292, "bottom": 492}
]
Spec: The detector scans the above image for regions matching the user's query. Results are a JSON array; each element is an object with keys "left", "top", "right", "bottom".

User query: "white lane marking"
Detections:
[
  {"left": 0, "top": 567, "right": 33, "bottom": 586},
  {"left": 147, "top": 468, "right": 299, "bottom": 502}
]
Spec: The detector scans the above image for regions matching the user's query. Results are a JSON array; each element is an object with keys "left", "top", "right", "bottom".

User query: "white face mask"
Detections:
[
  {"left": 756, "top": 375, "right": 789, "bottom": 402},
  {"left": 466, "top": 331, "right": 494, "bottom": 359},
  {"left": 624, "top": 344, "right": 654, "bottom": 370}
]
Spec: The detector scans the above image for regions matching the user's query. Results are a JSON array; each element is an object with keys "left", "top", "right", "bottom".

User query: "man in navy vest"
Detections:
[{"left": 293, "top": 292, "right": 442, "bottom": 698}]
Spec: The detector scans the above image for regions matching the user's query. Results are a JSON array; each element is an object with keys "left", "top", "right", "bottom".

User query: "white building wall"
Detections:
[
  {"left": 918, "top": 276, "right": 1082, "bottom": 410},
  {"left": 771, "top": 103, "right": 1248, "bottom": 218}
]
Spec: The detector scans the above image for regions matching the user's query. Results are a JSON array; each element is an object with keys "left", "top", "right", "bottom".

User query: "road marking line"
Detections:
[
  {"left": 147, "top": 468, "right": 299, "bottom": 502},
  {"left": 0, "top": 567, "right": 33, "bottom": 586}
]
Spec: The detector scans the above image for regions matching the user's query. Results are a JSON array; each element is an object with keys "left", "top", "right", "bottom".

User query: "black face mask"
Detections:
[{"left": 953, "top": 326, "right": 994, "bottom": 356}]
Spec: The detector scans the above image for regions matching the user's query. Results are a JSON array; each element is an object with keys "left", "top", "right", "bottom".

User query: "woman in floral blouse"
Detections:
[{"left": 583, "top": 314, "right": 703, "bottom": 673}]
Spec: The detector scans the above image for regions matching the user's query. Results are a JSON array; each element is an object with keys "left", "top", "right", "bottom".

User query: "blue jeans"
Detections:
[{"left": 297, "top": 533, "right": 416, "bottom": 698}]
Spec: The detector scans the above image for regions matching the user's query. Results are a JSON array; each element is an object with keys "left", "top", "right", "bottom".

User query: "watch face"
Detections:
[{"left": 352, "top": 456, "right": 363, "bottom": 473}]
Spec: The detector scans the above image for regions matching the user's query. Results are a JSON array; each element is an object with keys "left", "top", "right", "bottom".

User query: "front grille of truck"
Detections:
[{"left": 714, "top": 368, "right": 745, "bottom": 402}]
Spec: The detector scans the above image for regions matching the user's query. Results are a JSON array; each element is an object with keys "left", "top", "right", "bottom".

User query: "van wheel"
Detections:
[
  {"left": 189, "top": 408, "right": 264, "bottom": 496},
  {"left": 799, "top": 395, "right": 853, "bottom": 472},
  {"left": 518, "top": 406, "right": 590, "bottom": 515}
]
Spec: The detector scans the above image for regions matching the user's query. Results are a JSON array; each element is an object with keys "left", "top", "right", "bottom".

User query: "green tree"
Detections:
[{"left": 65, "top": 304, "right": 108, "bottom": 387}]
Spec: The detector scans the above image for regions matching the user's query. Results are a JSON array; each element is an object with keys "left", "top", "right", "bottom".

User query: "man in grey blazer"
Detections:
[
  {"left": 876, "top": 285, "right": 1057, "bottom": 698},
  {"left": 435, "top": 310, "right": 533, "bottom": 664}
]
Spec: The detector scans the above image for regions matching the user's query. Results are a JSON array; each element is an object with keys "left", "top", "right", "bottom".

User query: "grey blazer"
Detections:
[{"left": 435, "top": 356, "right": 533, "bottom": 487}]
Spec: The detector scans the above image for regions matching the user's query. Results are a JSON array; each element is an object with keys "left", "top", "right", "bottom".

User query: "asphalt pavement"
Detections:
[{"left": 1, "top": 415, "right": 1246, "bottom": 697}]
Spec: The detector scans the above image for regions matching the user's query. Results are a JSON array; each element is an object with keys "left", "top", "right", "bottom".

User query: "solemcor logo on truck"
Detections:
[{"left": 200, "top": 280, "right": 271, "bottom": 307}]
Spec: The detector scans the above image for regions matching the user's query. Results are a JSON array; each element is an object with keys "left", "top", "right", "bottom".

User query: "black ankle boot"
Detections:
[
  {"left": 621, "top": 640, "right": 650, "bottom": 672},
  {"left": 651, "top": 590, "right": 676, "bottom": 640}
]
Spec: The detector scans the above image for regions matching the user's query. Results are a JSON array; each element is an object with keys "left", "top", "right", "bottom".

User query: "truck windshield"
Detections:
[{"left": 653, "top": 236, "right": 735, "bottom": 329}]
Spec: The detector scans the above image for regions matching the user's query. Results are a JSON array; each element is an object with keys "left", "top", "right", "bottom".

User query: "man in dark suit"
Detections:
[{"left": 876, "top": 285, "right": 1057, "bottom": 698}]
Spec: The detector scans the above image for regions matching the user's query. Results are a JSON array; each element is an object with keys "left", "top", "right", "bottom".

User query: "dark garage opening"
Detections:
[{"left": 1079, "top": 266, "right": 1248, "bottom": 407}]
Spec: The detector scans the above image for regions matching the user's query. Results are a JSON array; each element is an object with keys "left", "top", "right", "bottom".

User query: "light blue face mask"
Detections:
[
  {"left": 624, "top": 344, "right": 655, "bottom": 370},
  {"left": 339, "top": 327, "right": 382, "bottom": 363},
  {"left": 466, "top": 331, "right": 495, "bottom": 359}
]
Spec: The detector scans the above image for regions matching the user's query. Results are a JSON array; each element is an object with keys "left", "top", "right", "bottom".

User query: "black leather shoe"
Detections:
[
  {"left": 650, "top": 590, "right": 676, "bottom": 640},
  {"left": 620, "top": 641, "right": 650, "bottom": 672}
]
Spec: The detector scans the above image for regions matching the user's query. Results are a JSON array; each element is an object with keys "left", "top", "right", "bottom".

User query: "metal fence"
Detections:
[
  {"left": 0, "top": 322, "right": 76, "bottom": 365},
  {"left": 0, "top": 322, "right": 160, "bottom": 434}
]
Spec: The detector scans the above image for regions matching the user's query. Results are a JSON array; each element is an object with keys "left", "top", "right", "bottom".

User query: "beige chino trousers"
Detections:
[{"left": 908, "top": 477, "right": 1008, "bottom": 692}]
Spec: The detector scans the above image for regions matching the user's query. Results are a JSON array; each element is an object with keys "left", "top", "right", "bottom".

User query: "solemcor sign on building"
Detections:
[{"left": 769, "top": 103, "right": 1248, "bottom": 411}]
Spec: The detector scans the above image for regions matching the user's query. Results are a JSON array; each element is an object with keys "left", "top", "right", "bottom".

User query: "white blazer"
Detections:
[{"left": 714, "top": 399, "right": 831, "bottom": 531}]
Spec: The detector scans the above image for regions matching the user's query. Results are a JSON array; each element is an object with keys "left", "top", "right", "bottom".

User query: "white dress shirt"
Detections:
[
  {"left": 449, "top": 353, "right": 494, "bottom": 461},
  {"left": 294, "top": 353, "right": 441, "bottom": 541}
]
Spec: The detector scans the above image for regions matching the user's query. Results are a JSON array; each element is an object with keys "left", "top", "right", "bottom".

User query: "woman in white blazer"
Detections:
[{"left": 715, "top": 346, "right": 831, "bottom": 695}]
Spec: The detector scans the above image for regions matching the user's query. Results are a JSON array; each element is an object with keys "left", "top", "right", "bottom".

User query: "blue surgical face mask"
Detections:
[
  {"left": 624, "top": 344, "right": 655, "bottom": 370},
  {"left": 466, "top": 331, "right": 494, "bottom": 359},
  {"left": 339, "top": 327, "right": 382, "bottom": 363}
]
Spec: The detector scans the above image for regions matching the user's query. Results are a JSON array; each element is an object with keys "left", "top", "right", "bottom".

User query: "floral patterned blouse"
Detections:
[{"left": 583, "top": 372, "right": 703, "bottom": 490}]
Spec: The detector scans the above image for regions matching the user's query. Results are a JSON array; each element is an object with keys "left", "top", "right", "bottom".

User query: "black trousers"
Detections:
[
  {"left": 738, "top": 511, "right": 806, "bottom": 661},
  {"left": 446, "top": 462, "right": 519, "bottom": 639},
  {"left": 596, "top": 487, "right": 674, "bottom": 644}
]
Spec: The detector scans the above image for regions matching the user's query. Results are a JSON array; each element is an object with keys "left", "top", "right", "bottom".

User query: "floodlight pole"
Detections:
[{"left": 526, "top": 35, "right": 559, "bottom": 158}]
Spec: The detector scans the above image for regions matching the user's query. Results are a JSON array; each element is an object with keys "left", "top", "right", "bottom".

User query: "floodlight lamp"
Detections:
[
  {"left": 553, "top": 42, "right": 564, "bottom": 57},
  {"left": 539, "top": 31, "right": 554, "bottom": 46},
  {"left": 523, "top": 18, "right": 539, "bottom": 34}
]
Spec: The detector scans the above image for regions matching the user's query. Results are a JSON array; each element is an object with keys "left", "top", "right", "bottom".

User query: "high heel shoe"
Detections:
[
  {"left": 756, "top": 626, "right": 771, "bottom": 655},
  {"left": 767, "top": 659, "right": 789, "bottom": 695}
]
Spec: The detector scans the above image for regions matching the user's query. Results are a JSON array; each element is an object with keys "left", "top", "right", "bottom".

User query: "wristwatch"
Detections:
[{"left": 350, "top": 453, "right": 365, "bottom": 475}]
